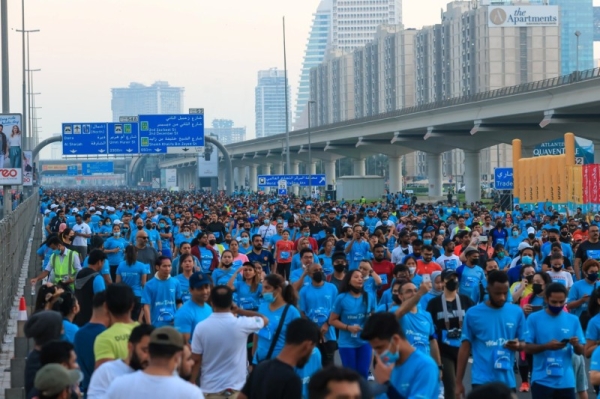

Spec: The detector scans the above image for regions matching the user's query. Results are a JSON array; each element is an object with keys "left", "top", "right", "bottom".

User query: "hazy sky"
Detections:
[{"left": 3, "top": 0, "right": 600, "bottom": 159}]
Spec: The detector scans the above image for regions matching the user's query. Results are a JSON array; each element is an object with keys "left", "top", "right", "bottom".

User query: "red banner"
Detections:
[{"left": 582, "top": 164, "right": 600, "bottom": 204}]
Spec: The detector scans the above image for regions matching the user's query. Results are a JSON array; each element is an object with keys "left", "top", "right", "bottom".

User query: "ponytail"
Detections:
[{"left": 281, "top": 284, "right": 298, "bottom": 307}]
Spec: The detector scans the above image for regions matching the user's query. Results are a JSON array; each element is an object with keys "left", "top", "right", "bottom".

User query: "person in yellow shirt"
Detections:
[
  {"left": 94, "top": 283, "right": 138, "bottom": 370},
  {"left": 510, "top": 264, "right": 535, "bottom": 304}
]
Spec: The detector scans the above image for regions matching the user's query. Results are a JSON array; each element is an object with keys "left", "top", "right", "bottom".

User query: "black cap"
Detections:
[{"left": 441, "top": 269, "right": 458, "bottom": 281}]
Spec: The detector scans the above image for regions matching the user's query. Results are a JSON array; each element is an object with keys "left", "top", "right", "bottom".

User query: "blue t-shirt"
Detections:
[
  {"left": 456, "top": 264, "right": 486, "bottom": 304},
  {"left": 400, "top": 308, "right": 436, "bottom": 355},
  {"left": 567, "top": 279, "right": 597, "bottom": 318},
  {"left": 296, "top": 348, "right": 322, "bottom": 399},
  {"left": 234, "top": 280, "right": 262, "bottom": 310},
  {"left": 318, "top": 254, "right": 334, "bottom": 276},
  {"left": 462, "top": 302, "right": 528, "bottom": 388},
  {"left": 175, "top": 274, "right": 191, "bottom": 303},
  {"left": 586, "top": 313, "right": 600, "bottom": 341},
  {"left": 103, "top": 237, "right": 128, "bottom": 266},
  {"left": 37, "top": 244, "right": 53, "bottom": 270},
  {"left": 198, "top": 247, "right": 215, "bottom": 274},
  {"left": 290, "top": 269, "right": 312, "bottom": 289},
  {"left": 345, "top": 240, "right": 371, "bottom": 271},
  {"left": 382, "top": 349, "right": 440, "bottom": 399},
  {"left": 290, "top": 253, "right": 303, "bottom": 273},
  {"left": 141, "top": 277, "right": 182, "bottom": 327},
  {"left": 333, "top": 292, "right": 376, "bottom": 348},
  {"left": 174, "top": 300, "right": 213, "bottom": 342},
  {"left": 73, "top": 323, "right": 106, "bottom": 391},
  {"left": 62, "top": 319, "right": 79, "bottom": 343},
  {"left": 526, "top": 310, "right": 585, "bottom": 389},
  {"left": 253, "top": 303, "right": 301, "bottom": 364},
  {"left": 116, "top": 261, "right": 148, "bottom": 297},
  {"left": 591, "top": 346, "right": 600, "bottom": 372},
  {"left": 299, "top": 283, "right": 339, "bottom": 342},
  {"left": 84, "top": 257, "right": 110, "bottom": 277},
  {"left": 212, "top": 266, "right": 241, "bottom": 286}
]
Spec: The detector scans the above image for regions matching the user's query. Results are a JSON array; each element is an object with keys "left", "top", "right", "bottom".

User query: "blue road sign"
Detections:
[
  {"left": 62, "top": 123, "right": 108, "bottom": 155},
  {"left": 138, "top": 114, "right": 204, "bottom": 154},
  {"left": 82, "top": 162, "right": 114, "bottom": 176},
  {"left": 67, "top": 165, "right": 78, "bottom": 176},
  {"left": 258, "top": 174, "right": 326, "bottom": 187},
  {"left": 278, "top": 189, "right": 288, "bottom": 196},
  {"left": 494, "top": 168, "right": 514, "bottom": 190},
  {"left": 107, "top": 122, "right": 139, "bottom": 155}
]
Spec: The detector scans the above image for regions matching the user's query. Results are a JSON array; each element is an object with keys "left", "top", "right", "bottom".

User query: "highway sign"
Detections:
[
  {"left": 107, "top": 122, "right": 139, "bottom": 155},
  {"left": 67, "top": 165, "right": 78, "bottom": 176},
  {"left": 494, "top": 168, "right": 514, "bottom": 190},
  {"left": 258, "top": 174, "right": 326, "bottom": 187},
  {"left": 62, "top": 123, "right": 108, "bottom": 155},
  {"left": 82, "top": 162, "right": 114, "bottom": 176},
  {"left": 189, "top": 108, "right": 204, "bottom": 114},
  {"left": 119, "top": 116, "right": 138, "bottom": 123},
  {"left": 138, "top": 114, "right": 205, "bottom": 154},
  {"left": 278, "top": 180, "right": 288, "bottom": 196}
]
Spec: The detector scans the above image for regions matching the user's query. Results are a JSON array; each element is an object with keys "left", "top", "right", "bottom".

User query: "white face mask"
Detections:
[{"left": 409, "top": 267, "right": 416, "bottom": 275}]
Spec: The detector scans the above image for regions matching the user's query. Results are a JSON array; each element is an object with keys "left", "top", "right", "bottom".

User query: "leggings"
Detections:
[
  {"left": 339, "top": 344, "right": 372, "bottom": 379},
  {"left": 518, "top": 352, "right": 533, "bottom": 383}
]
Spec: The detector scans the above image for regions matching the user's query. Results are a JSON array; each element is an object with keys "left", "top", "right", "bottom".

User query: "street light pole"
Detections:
[
  {"left": 307, "top": 101, "right": 315, "bottom": 198},
  {"left": 0, "top": 0, "right": 9, "bottom": 113},
  {"left": 16, "top": 28, "right": 39, "bottom": 151},
  {"left": 574, "top": 31, "right": 581, "bottom": 79}
]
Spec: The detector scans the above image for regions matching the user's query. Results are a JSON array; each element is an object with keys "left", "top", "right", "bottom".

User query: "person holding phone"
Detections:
[{"left": 344, "top": 224, "right": 370, "bottom": 271}]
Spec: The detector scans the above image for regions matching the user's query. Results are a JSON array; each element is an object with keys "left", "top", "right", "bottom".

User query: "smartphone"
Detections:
[
  {"left": 506, "top": 339, "right": 518, "bottom": 345},
  {"left": 561, "top": 338, "right": 570, "bottom": 344},
  {"left": 530, "top": 305, "right": 543, "bottom": 312},
  {"left": 422, "top": 274, "right": 431, "bottom": 283}
]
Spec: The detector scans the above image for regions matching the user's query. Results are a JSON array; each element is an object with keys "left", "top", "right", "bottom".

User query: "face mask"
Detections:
[
  {"left": 439, "top": 229, "right": 445, "bottom": 235},
  {"left": 392, "top": 294, "right": 402, "bottom": 305},
  {"left": 423, "top": 239, "right": 432, "bottom": 245},
  {"left": 277, "top": 219, "right": 283, "bottom": 224},
  {"left": 521, "top": 255, "right": 533, "bottom": 265},
  {"left": 209, "top": 239, "right": 216, "bottom": 246},
  {"left": 512, "top": 231, "right": 519, "bottom": 237},
  {"left": 106, "top": 222, "right": 111, "bottom": 226},
  {"left": 547, "top": 304, "right": 563, "bottom": 315},
  {"left": 549, "top": 237, "right": 557, "bottom": 242},
  {"left": 382, "top": 219, "right": 388, "bottom": 223},
  {"left": 312, "top": 272, "right": 324, "bottom": 283},
  {"left": 52, "top": 249, "right": 61, "bottom": 256},
  {"left": 409, "top": 267, "right": 416, "bottom": 275},
  {"left": 380, "top": 344, "right": 400, "bottom": 366},
  {"left": 225, "top": 239, "right": 232, "bottom": 244},
  {"left": 334, "top": 264, "right": 346, "bottom": 273},
  {"left": 445, "top": 279, "right": 458, "bottom": 291},
  {"left": 587, "top": 273, "right": 599, "bottom": 282},
  {"left": 359, "top": 221, "right": 365, "bottom": 227},
  {"left": 241, "top": 237, "right": 249, "bottom": 244},
  {"left": 528, "top": 233, "right": 535, "bottom": 240},
  {"left": 349, "top": 285, "right": 362, "bottom": 294},
  {"left": 552, "top": 265, "right": 563, "bottom": 271},
  {"left": 113, "top": 232, "right": 121, "bottom": 238},
  {"left": 264, "top": 219, "right": 270, "bottom": 225},
  {"left": 263, "top": 292, "right": 275, "bottom": 303},
  {"left": 532, "top": 283, "right": 543, "bottom": 295},
  {"left": 137, "top": 225, "right": 144, "bottom": 230},
  {"left": 159, "top": 223, "right": 165, "bottom": 229},
  {"left": 525, "top": 275, "right": 533, "bottom": 283},
  {"left": 303, "top": 232, "right": 310, "bottom": 237},
  {"left": 497, "top": 252, "right": 505, "bottom": 259},
  {"left": 183, "top": 232, "right": 190, "bottom": 237},
  {"left": 123, "top": 227, "right": 129, "bottom": 232}
]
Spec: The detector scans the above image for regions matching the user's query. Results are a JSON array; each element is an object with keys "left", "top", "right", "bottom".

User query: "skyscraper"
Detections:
[
  {"left": 293, "top": 0, "right": 332, "bottom": 130},
  {"left": 111, "top": 81, "right": 184, "bottom": 121},
  {"left": 255, "top": 68, "right": 291, "bottom": 138},
  {"left": 549, "top": 0, "right": 594, "bottom": 74},
  {"left": 205, "top": 119, "right": 246, "bottom": 145}
]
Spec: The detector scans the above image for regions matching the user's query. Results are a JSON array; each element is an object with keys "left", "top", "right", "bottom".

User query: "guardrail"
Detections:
[{"left": 0, "top": 192, "right": 39, "bottom": 339}]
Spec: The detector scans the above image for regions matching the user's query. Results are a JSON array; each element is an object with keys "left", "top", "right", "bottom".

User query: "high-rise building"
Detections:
[
  {"left": 205, "top": 119, "right": 246, "bottom": 145},
  {"left": 294, "top": 0, "right": 333, "bottom": 130},
  {"left": 255, "top": 68, "right": 291, "bottom": 138},
  {"left": 595, "top": 7, "right": 600, "bottom": 41},
  {"left": 548, "top": 0, "right": 594, "bottom": 74},
  {"left": 111, "top": 81, "right": 184, "bottom": 121}
]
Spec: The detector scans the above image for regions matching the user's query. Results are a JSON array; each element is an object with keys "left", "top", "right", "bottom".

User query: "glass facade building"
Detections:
[
  {"left": 111, "top": 81, "right": 184, "bottom": 121},
  {"left": 255, "top": 68, "right": 291, "bottom": 138}
]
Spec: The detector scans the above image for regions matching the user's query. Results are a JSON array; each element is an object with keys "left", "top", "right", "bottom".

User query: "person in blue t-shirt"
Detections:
[
  {"left": 299, "top": 263, "right": 339, "bottom": 367},
  {"left": 227, "top": 261, "right": 263, "bottom": 311},
  {"left": 103, "top": 224, "right": 128, "bottom": 282},
  {"left": 456, "top": 247, "right": 486, "bottom": 304},
  {"left": 567, "top": 259, "right": 599, "bottom": 318},
  {"left": 455, "top": 270, "right": 528, "bottom": 396},
  {"left": 116, "top": 245, "right": 148, "bottom": 321},
  {"left": 360, "top": 312, "right": 440, "bottom": 399},
  {"left": 175, "top": 253, "right": 196, "bottom": 303},
  {"left": 141, "top": 256, "right": 182, "bottom": 326},
  {"left": 344, "top": 225, "right": 370, "bottom": 271},
  {"left": 524, "top": 282, "right": 586, "bottom": 399},
  {"left": 253, "top": 274, "right": 301, "bottom": 364},
  {"left": 295, "top": 347, "right": 322, "bottom": 399},
  {"left": 174, "top": 272, "right": 212, "bottom": 343}
]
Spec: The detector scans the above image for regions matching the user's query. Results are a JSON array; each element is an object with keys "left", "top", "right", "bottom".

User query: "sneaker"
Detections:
[{"left": 519, "top": 382, "right": 530, "bottom": 392}]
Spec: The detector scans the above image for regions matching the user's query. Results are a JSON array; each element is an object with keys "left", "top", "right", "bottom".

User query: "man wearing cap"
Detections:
[
  {"left": 456, "top": 247, "right": 486, "bottom": 304},
  {"left": 33, "top": 364, "right": 81, "bottom": 399},
  {"left": 426, "top": 269, "right": 475, "bottom": 399},
  {"left": 72, "top": 213, "right": 92, "bottom": 260},
  {"left": 105, "top": 327, "right": 204, "bottom": 398},
  {"left": 174, "top": 272, "right": 213, "bottom": 343}
]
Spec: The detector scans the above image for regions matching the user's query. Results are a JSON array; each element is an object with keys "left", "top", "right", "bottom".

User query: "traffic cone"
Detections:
[{"left": 18, "top": 296, "right": 27, "bottom": 321}]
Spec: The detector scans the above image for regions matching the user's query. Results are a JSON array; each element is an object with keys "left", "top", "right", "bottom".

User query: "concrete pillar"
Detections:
[
  {"left": 263, "top": 163, "right": 272, "bottom": 175},
  {"left": 388, "top": 156, "right": 403, "bottom": 194},
  {"left": 427, "top": 153, "right": 443, "bottom": 197},
  {"left": 353, "top": 158, "right": 366, "bottom": 176},
  {"left": 218, "top": 167, "right": 225, "bottom": 190},
  {"left": 308, "top": 162, "right": 317, "bottom": 174},
  {"left": 233, "top": 167, "right": 240, "bottom": 189},
  {"left": 464, "top": 150, "right": 481, "bottom": 203},
  {"left": 273, "top": 163, "right": 284, "bottom": 175},
  {"left": 593, "top": 139, "right": 600, "bottom": 163},
  {"left": 249, "top": 165, "right": 258, "bottom": 192},
  {"left": 291, "top": 162, "right": 300, "bottom": 195},
  {"left": 324, "top": 160, "right": 336, "bottom": 188}
]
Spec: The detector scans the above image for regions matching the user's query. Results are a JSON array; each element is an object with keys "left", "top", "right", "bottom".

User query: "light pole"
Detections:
[
  {"left": 1, "top": 0, "right": 9, "bottom": 113},
  {"left": 16, "top": 28, "right": 39, "bottom": 151},
  {"left": 575, "top": 31, "right": 581, "bottom": 79},
  {"left": 307, "top": 100, "right": 315, "bottom": 198},
  {"left": 26, "top": 68, "right": 40, "bottom": 144}
]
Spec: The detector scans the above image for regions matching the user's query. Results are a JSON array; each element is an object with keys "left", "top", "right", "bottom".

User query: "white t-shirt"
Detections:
[
  {"left": 105, "top": 371, "right": 204, "bottom": 399},
  {"left": 191, "top": 312, "right": 264, "bottom": 393},
  {"left": 87, "top": 359, "right": 132, "bottom": 399},
  {"left": 73, "top": 222, "right": 92, "bottom": 246},
  {"left": 547, "top": 270, "right": 574, "bottom": 288},
  {"left": 436, "top": 254, "right": 461, "bottom": 271},
  {"left": 258, "top": 224, "right": 277, "bottom": 240},
  {"left": 391, "top": 245, "right": 413, "bottom": 265}
]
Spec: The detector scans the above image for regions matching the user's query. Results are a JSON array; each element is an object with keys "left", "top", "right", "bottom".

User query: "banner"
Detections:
[
  {"left": 165, "top": 169, "right": 177, "bottom": 189},
  {"left": 198, "top": 148, "right": 218, "bottom": 178},
  {"left": 22, "top": 151, "right": 33, "bottom": 186},
  {"left": 0, "top": 168, "right": 23, "bottom": 185},
  {"left": 0, "top": 113, "right": 23, "bottom": 171}
]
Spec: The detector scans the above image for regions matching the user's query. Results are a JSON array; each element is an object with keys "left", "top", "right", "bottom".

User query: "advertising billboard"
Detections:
[
  {"left": 198, "top": 149, "right": 219, "bottom": 178},
  {"left": 488, "top": 6, "right": 559, "bottom": 28}
]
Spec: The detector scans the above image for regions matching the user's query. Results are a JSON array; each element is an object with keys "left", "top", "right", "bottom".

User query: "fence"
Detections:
[{"left": 0, "top": 192, "right": 39, "bottom": 340}]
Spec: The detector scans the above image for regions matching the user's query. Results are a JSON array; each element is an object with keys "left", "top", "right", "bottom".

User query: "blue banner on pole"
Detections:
[
  {"left": 82, "top": 162, "right": 114, "bottom": 176},
  {"left": 138, "top": 114, "right": 204, "bottom": 154},
  {"left": 67, "top": 165, "right": 78, "bottom": 176},
  {"left": 107, "top": 123, "right": 139, "bottom": 155},
  {"left": 258, "top": 174, "right": 326, "bottom": 187},
  {"left": 494, "top": 168, "right": 514, "bottom": 190},
  {"left": 62, "top": 123, "right": 108, "bottom": 155}
]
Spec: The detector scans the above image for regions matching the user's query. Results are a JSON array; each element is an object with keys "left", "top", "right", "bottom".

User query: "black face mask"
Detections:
[
  {"left": 549, "top": 237, "right": 557, "bottom": 243},
  {"left": 225, "top": 239, "right": 232, "bottom": 244},
  {"left": 532, "top": 283, "right": 544, "bottom": 295},
  {"left": 208, "top": 239, "right": 216, "bottom": 246},
  {"left": 525, "top": 275, "right": 534, "bottom": 283},
  {"left": 312, "top": 272, "right": 325, "bottom": 283},
  {"left": 333, "top": 264, "right": 346, "bottom": 273},
  {"left": 445, "top": 279, "right": 458, "bottom": 292},
  {"left": 349, "top": 285, "right": 362, "bottom": 294},
  {"left": 392, "top": 294, "right": 402, "bottom": 305}
]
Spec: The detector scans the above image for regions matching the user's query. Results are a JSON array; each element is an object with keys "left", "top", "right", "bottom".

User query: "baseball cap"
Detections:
[
  {"left": 518, "top": 242, "right": 533, "bottom": 252},
  {"left": 113, "top": 219, "right": 122, "bottom": 225},
  {"left": 50, "top": 204, "right": 58, "bottom": 209},
  {"left": 332, "top": 251, "right": 347, "bottom": 262},
  {"left": 34, "top": 364, "right": 81, "bottom": 397},
  {"left": 189, "top": 272, "right": 211, "bottom": 289},
  {"left": 441, "top": 269, "right": 458, "bottom": 281},
  {"left": 464, "top": 246, "right": 479, "bottom": 256},
  {"left": 150, "top": 326, "right": 185, "bottom": 350},
  {"left": 527, "top": 227, "right": 536, "bottom": 235},
  {"left": 44, "top": 209, "right": 50, "bottom": 214}
]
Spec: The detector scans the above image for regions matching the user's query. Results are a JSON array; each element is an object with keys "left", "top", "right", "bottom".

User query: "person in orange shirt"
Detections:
[
  {"left": 453, "top": 231, "right": 472, "bottom": 256},
  {"left": 415, "top": 245, "right": 442, "bottom": 275},
  {"left": 274, "top": 230, "right": 295, "bottom": 279}
]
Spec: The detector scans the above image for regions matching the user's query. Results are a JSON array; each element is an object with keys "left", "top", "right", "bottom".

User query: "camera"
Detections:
[{"left": 447, "top": 328, "right": 462, "bottom": 339}]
